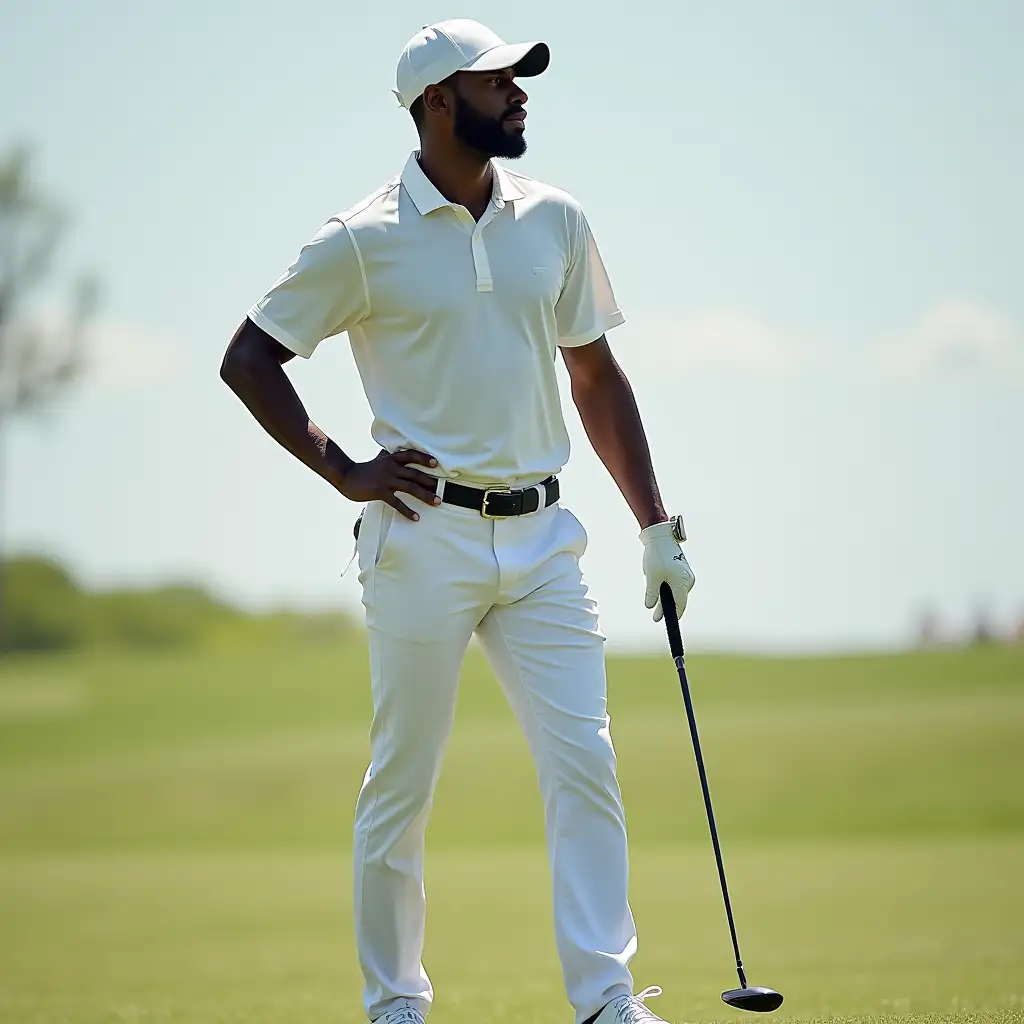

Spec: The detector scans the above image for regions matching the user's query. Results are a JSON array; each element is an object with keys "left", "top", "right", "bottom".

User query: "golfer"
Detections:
[{"left": 221, "top": 19, "right": 695, "bottom": 1024}]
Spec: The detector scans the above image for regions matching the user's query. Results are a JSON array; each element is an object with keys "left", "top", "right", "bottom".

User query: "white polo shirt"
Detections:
[{"left": 248, "top": 152, "right": 624, "bottom": 486}]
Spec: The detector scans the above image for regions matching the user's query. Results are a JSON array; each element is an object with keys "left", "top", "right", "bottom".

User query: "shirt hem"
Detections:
[
  {"left": 247, "top": 308, "right": 317, "bottom": 359},
  {"left": 557, "top": 310, "right": 626, "bottom": 348}
]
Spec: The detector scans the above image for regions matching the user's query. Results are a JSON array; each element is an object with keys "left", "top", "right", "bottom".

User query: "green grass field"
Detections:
[{"left": 1, "top": 641, "right": 1022, "bottom": 1024}]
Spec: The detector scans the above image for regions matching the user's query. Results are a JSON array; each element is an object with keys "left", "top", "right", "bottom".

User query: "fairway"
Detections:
[{"left": 1, "top": 642, "right": 1022, "bottom": 1023}]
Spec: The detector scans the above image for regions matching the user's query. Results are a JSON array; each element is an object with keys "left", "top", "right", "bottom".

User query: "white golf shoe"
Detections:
[
  {"left": 592, "top": 986, "right": 667, "bottom": 1024},
  {"left": 372, "top": 1007, "right": 426, "bottom": 1024}
]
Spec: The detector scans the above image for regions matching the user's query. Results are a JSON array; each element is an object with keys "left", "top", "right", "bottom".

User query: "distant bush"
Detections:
[
  {"left": 4, "top": 558, "right": 87, "bottom": 650},
  {"left": 1, "top": 556, "right": 355, "bottom": 653},
  {"left": 86, "top": 587, "right": 240, "bottom": 648}
]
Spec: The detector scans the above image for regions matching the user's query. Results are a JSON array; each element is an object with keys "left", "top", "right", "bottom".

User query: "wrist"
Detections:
[
  {"left": 639, "top": 512, "right": 670, "bottom": 529},
  {"left": 640, "top": 514, "right": 686, "bottom": 543},
  {"left": 322, "top": 441, "right": 356, "bottom": 491},
  {"left": 637, "top": 499, "right": 669, "bottom": 530}
]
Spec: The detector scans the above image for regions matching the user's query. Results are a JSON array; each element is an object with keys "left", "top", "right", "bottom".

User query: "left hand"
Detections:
[{"left": 641, "top": 519, "right": 695, "bottom": 621}]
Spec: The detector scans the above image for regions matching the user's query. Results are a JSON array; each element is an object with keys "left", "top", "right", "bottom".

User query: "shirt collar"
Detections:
[
  {"left": 491, "top": 161, "right": 526, "bottom": 207},
  {"left": 401, "top": 151, "right": 526, "bottom": 216}
]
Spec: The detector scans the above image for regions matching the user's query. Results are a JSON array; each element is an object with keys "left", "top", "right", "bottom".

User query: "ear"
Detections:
[{"left": 422, "top": 82, "right": 451, "bottom": 119}]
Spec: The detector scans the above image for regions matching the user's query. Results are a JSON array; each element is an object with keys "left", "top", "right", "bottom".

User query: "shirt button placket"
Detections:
[
  {"left": 471, "top": 230, "right": 493, "bottom": 292},
  {"left": 470, "top": 198, "right": 501, "bottom": 293}
]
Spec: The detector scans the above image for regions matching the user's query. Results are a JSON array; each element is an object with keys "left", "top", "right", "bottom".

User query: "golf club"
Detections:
[{"left": 659, "top": 582, "right": 784, "bottom": 1013}]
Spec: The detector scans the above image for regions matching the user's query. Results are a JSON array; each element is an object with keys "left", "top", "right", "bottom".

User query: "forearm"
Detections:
[
  {"left": 571, "top": 357, "right": 667, "bottom": 529},
  {"left": 220, "top": 330, "right": 352, "bottom": 489}
]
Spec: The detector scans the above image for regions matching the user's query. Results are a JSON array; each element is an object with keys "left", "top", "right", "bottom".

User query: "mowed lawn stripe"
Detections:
[{"left": 1, "top": 841, "right": 1021, "bottom": 1023}]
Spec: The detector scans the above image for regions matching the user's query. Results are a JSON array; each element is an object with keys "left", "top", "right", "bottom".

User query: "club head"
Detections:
[{"left": 721, "top": 986, "right": 784, "bottom": 1012}]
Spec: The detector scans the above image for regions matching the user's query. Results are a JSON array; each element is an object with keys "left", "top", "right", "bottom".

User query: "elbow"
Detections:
[
  {"left": 570, "top": 366, "right": 608, "bottom": 402},
  {"left": 219, "top": 348, "right": 243, "bottom": 392},
  {"left": 221, "top": 317, "right": 292, "bottom": 395},
  {"left": 220, "top": 318, "right": 259, "bottom": 393},
  {"left": 220, "top": 342, "right": 261, "bottom": 397}
]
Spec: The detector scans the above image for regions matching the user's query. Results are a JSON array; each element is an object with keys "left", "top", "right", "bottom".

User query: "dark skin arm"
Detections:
[
  {"left": 561, "top": 336, "right": 668, "bottom": 529},
  {"left": 219, "top": 317, "right": 440, "bottom": 519}
]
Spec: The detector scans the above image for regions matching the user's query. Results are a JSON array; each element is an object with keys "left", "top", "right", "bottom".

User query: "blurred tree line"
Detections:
[
  {"left": 1, "top": 144, "right": 95, "bottom": 652},
  {"left": 0, "top": 146, "right": 357, "bottom": 656},
  {"left": 5, "top": 555, "right": 355, "bottom": 653}
]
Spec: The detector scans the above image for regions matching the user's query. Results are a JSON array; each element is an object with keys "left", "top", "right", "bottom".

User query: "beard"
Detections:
[{"left": 452, "top": 89, "right": 527, "bottom": 159}]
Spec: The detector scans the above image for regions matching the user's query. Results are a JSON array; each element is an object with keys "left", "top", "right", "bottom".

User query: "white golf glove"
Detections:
[{"left": 641, "top": 515, "right": 695, "bottom": 622}]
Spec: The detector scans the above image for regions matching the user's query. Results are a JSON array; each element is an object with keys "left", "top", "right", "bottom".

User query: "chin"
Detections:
[{"left": 498, "top": 137, "right": 527, "bottom": 159}]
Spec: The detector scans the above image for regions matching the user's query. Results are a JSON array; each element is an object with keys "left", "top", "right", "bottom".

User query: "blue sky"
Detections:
[{"left": 2, "top": 0, "right": 1022, "bottom": 650}]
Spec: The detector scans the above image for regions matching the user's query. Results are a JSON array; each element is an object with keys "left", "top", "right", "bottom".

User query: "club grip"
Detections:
[{"left": 660, "top": 582, "right": 685, "bottom": 660}]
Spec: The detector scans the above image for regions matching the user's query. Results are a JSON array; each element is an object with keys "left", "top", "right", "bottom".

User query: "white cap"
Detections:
[{"left": 393, "top": 18, "right": 550, "bottom": 110}]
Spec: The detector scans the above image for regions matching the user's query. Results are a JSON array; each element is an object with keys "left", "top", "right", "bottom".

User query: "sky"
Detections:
[{"left": 1, "top": 0, "right": 1022, "bottom": 651}]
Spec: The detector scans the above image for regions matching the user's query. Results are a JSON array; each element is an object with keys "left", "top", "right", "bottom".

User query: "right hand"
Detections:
[{"left": 336, "top": 449, "right": 441, "bottom": 520}]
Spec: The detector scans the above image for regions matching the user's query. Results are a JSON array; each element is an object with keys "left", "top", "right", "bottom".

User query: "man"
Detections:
[{"left": 220, "top": 18, "right": 695, "bottom": 1024}]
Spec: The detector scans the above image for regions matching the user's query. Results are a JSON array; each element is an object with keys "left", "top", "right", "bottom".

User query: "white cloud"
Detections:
[
  {"left": 16, "top": 310, "right": 184, "bottom": 391},
  {"left": 870, "top": 300, "right": 1024, "bottom": 378},
  {"left": 641, "top": 310, "right": 809, "bottom": 373},
  {"left": 88, "top": 320, "right": 182, "bottom": 388}
]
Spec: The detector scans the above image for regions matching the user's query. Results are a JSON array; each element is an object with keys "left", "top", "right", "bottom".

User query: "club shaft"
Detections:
[
  {"left": 659, "top": 583, "right": 747, "bottom": 991},
  {"left": 674, "top": 654, "right": 747, "bottom": 990}
]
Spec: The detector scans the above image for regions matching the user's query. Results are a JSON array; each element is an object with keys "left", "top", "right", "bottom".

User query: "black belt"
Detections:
[{"left": 441, "top": 476, "right": 559, "bottom": 518}]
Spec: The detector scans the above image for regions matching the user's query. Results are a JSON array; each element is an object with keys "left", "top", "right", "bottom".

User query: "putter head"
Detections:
[{"left": 721, "top": 986, "right": 784, "bottom": 1012}]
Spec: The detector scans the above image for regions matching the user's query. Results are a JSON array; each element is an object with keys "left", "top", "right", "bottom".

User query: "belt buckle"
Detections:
[{"left": 481, "top": 485, "right": 512, "bottom": 519}]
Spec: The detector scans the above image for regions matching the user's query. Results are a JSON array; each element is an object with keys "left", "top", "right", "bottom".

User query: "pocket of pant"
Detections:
[
  {"left": 562, "top": 507, "right": 589, "bottom": 557},
  {"left": 356, "top": 501, "right": 396, "bottom": 572}
]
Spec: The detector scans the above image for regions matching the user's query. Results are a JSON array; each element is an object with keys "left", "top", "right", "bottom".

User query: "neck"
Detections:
[{"left": 417, "top": 139, "right": 494, "bottom": 221}]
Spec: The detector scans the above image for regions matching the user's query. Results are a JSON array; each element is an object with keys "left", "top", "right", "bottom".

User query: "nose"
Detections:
[{"left": 511, "top": 81, "right": 528, "bottom": 106}]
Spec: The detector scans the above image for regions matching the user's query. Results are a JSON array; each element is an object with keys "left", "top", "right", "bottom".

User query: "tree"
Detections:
[{"left": 0, "top": 144, "right": 96, "bottom": 650}]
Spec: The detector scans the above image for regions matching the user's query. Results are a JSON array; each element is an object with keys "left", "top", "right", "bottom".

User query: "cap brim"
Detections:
[{"left": 465, "top": 40, "right": 550, "bottom": 78}]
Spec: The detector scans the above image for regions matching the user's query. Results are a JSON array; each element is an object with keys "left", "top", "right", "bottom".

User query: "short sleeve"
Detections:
[
  {"left": 247, "top": 217, "right": 369, "bottom": 359},
  {"left": 554, "top": 207, "right": 625, "bottom": 347}
]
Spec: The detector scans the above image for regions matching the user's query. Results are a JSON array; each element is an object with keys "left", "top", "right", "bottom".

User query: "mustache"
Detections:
[{"left": 503, "top": 105, "right": 525, "bottom": 120}]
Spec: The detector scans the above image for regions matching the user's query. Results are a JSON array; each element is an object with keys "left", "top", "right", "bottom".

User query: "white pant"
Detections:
[{"left": 352, "top": 489, "right": 637, "bottom": 1022}]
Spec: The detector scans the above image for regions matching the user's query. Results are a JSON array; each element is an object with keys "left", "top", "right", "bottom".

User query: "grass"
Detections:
[{"left": 0, "top": 641, "right": 1022, "bottom": 1023}]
